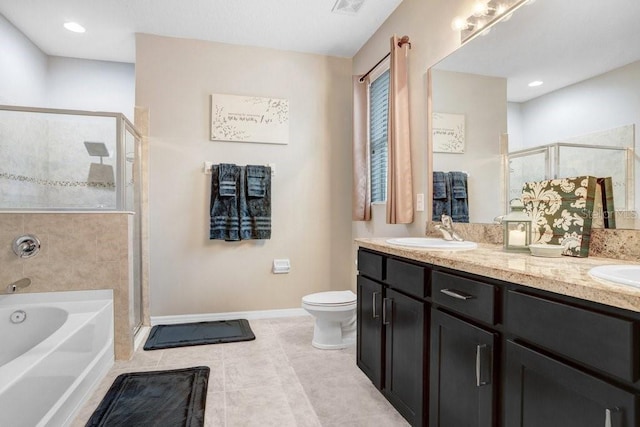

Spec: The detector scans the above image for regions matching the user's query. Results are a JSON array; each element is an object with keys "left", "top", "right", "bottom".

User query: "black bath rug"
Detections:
[
  {"left": 86, "top": 366, "right": 209, "bottom": 427},
  {"left": 143, "top": 318, "right": 255, "bottom": 350}
]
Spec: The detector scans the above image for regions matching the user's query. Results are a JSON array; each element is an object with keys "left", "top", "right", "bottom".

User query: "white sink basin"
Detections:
[
  {"left": 386, "top": 237, "right": 477, "bottom": 250},
  {"left": 588, "top": 265, "right": 640, "bottom": 289}
]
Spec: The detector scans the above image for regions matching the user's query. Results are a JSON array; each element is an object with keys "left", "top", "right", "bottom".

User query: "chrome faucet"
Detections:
[
  {"left": 435, "top": 215, "right": 464, "bottom": 242},
  {"left": 6, "top": 278, "right": 31, "bottom": 294}
]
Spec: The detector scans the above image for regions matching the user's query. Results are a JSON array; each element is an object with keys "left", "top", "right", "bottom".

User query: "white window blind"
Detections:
[{"left": 369, "top": 69, "right": 390, "bottom": 203}]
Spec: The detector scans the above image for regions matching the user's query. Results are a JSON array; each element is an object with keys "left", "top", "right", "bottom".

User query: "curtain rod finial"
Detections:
[{"left": 398, "top": 35, "right": 411, "bottom": 49}]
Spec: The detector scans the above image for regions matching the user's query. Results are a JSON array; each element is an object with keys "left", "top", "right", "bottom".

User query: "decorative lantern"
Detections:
[{"left": 503, "top": 198, "right": 532, "bottom": 252}]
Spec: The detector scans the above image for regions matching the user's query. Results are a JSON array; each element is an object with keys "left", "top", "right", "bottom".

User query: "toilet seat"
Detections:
[{"left": 302, "top": 290, "right": 356, "bottom": 307}]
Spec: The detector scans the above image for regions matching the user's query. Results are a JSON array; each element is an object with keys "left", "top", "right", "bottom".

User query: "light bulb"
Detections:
[
  {"left": 473, "top": 1, "right": 490, "bottom": 17},
  {"left": 528, "top": 80, "right": 543, "bottom": 87},
  {"left": 451, "top": 16, "right": 471, "bottom": 31}
]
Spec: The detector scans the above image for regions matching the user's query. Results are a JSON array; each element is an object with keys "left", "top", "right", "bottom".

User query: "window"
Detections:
[{"left": 369, "top": 69, "right": 389, "bottom": 203}]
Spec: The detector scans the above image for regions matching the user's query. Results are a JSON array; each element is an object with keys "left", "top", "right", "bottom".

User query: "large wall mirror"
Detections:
[{"left": 429, "top": 0, "right": 640, "bottom": 229}]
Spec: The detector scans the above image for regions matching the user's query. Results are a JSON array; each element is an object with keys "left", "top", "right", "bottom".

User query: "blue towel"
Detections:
[
  {"left": 449, "top": 171, "right": 469, "bottom": 223},
  {"left": 240, "top": 165, "right": 271, "bottom": 240},
  {"left": 432, "top": 171, "right": 451, "bottom": 221},
  {"left": 210, "top": 164, "right": 240, "bottom": 241}
]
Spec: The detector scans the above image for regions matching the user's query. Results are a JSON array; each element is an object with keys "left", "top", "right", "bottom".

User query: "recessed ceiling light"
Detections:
[
  {"left": 64, "top": 22, "right": 86, "bottom": 33},
  {"left": 528, "top": 80, "right": 543, "bottom": 87}
]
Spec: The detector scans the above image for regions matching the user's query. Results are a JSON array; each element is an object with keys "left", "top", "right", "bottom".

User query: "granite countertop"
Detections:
[{"left": 355, "top": 238, "right": 640, "bottom": 313}]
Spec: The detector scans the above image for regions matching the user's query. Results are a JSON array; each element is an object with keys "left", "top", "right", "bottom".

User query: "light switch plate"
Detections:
[{"left": 416, "top": 193, "right": 425, "bottom": 211}]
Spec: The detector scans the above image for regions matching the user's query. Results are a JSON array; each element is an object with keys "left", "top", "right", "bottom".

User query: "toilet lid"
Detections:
[{"left": 302, "top": 290, "right": 357, "bottom": 306}]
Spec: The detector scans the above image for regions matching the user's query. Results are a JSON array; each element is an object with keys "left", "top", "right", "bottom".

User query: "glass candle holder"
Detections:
[{"left": 503, "top": 199, "right": 532, "bottom": 252}]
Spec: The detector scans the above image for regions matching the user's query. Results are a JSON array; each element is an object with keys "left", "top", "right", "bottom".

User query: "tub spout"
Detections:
[{"left": 6, "top": 278, "right": 31, "bottom": 293}]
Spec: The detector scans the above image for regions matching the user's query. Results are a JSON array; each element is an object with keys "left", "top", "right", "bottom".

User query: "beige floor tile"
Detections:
[
  {"left": 72, "top": 316, "right": 403, "bottom": 427},
  {"left": 225, "top": 384, "right": 297, "bottom": 427},
  {"left": 204, "top": 392, "right": 226, "bottom": 427}
]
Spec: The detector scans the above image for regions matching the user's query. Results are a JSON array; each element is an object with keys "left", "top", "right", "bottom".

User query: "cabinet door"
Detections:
[
  {"left": 430, "top": 309, "right": 497, "bottom": 427},
  {"left": 357, "top": 275, "right": 384, "bottom": 389},
  {"left": 383, "top": 288, "right": 426, "bottom": 426},
  {"left": 505, "top": 340, "right": 638, "bottom": 427}
]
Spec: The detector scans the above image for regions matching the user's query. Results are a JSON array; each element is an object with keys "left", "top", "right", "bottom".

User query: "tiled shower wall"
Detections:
[{"left": 0, "top": 212, "right": 134, "bottom": 359}]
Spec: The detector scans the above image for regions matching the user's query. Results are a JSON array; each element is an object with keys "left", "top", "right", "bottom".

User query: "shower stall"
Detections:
[{"left": 0, "top": 105, "right": 144, "bottom": 333}]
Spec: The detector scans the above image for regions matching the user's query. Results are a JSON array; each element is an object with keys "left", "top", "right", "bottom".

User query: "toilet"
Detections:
[{"left": 301, "top": 290, "right": 357, "bottom": 350}]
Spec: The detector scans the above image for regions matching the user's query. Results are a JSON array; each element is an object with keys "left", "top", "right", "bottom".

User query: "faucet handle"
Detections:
[{"left": 441, "top": 214, "right": 453, "bottom": 228}]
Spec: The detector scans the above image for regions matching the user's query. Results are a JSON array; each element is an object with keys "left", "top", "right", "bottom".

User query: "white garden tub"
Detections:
[{"left": 0, "top": 290, "right": 114, "bottom": 427}]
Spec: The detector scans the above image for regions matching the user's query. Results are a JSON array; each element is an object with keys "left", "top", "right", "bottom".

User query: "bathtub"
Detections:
[{"left": 0, "top": 290, "right": 114, "bottom": 427}]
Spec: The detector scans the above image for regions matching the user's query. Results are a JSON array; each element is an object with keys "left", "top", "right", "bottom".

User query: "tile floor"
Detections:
[{"left": 72, "top": 316, "right": 409, "bottom": 426}]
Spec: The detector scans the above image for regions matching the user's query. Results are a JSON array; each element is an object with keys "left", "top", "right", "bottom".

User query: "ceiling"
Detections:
[
  {"left": 434, "top": 0, "right": 640, "bottom": 102},
  {"left": 0, "top": 0, "right": 403, "bottom": 63}
]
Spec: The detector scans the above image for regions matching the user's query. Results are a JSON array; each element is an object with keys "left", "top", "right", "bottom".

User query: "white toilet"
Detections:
[{"left": 301, "top": 290, "right": 357, "bottom": 350}]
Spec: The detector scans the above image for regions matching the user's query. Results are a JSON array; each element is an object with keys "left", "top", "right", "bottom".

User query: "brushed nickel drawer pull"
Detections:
[
  {"left": 372, "top": 291, "right": 380, "bottom": 319},
  {"left": 440, "top": 288, "right": 476, "bottom": 300}
]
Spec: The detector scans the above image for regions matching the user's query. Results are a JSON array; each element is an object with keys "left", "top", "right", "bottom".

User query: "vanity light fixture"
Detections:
[
  {"left": 528, "top": 80, "right": 544, "bottom": 87},
  {"left": 63, "top": 22, "right": 86, "bottom": 33},
  {"left": 453, "top": 0, "right": 531, "bottom": 44}
]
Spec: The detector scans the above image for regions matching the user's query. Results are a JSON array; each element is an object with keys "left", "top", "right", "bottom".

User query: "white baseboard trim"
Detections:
[{"left": 150, "top": 308, "right": 309, "bottom": 326}]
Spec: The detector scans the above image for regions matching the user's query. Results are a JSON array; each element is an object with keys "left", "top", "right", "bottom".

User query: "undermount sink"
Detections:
[
  {"left": 386, "top": 237, "right": 477, "bottom": 250},
  {"left": 588, "top": 265, "right": 640, "bottom": 289}
]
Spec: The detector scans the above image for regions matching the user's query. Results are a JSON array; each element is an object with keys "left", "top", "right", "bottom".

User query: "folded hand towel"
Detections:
[
  {"left": 449, "top": 171, "right": 469, "bottom": 223},
  {"left": 210, "top": 164, "right": 240, "bottom": 241},
  {"left": 246, "top": 165, "right": 267, "bottom": 198},
  {"left": 218, "top": 163, "right": 239, "bottom": 197},
  {"left": 240, "top": 165, "right": 271, "bottom": 240},
  {"left": 433, "top": 172, "right": 448, "bottom": 199}
]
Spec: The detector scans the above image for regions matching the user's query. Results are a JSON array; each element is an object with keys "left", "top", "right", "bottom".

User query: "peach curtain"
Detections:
[
  {"left": 352, "top": 75, "right": 371, "bottom": 221},
  {"left": 386, "top": 34, "right": 414, "bottom": 224}
]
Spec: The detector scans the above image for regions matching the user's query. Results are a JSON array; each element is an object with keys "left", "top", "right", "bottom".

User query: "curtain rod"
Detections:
[{"left": 358, "top": 35, "right": 411, "bottom": 83}]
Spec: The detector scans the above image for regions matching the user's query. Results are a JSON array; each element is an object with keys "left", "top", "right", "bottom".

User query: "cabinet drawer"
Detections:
[
  {"left": 386, "top": 258, "right": 428, "bottom": 298},
  {"left": 357, "top": 250, "right": 384, "bottom": 281},
  {"left": 506, "top": 291, "right": 638, "bottom": 382},
  {"left": 432, "top": 271, "right": 496, "bottom": 325}
]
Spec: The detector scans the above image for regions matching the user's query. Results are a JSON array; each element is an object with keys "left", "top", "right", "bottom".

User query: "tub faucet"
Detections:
[
  {"left": 435, "top": 215, "right": 464, "bottom": 242},
  {"left": 6, "top": 278, "right": 31, "bottom": 294}
]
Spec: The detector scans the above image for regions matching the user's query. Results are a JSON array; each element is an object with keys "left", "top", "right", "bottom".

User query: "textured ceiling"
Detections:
[
  {"left": 0, "top": 0, "right": 403, "bottom": 63},
  {"left": 434, "top": 0, "right": 640, "bottom": 102}
]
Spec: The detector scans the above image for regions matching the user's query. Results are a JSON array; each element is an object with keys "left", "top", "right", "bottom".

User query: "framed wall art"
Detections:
[
  {"left": 210, "top": 94, "right": 289, "bottom": 144},
  {"left": 433, "top": 112, "right": 465, "bottom": 153}
]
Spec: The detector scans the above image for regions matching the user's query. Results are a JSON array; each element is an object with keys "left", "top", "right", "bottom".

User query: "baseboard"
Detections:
[{"left": 150, "top": 308, "right": 309, "bottom": 326}]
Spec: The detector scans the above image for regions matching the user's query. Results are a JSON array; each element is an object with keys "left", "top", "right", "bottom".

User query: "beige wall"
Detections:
[
  {"left": 432, "top": 70, "right": 507, "bottom": 223},
  {"left": 0, "top": 213, "right": 134, "bottom": 359},
  {"left": 135, "top": 34, "right": 353, "bottom": 316}
]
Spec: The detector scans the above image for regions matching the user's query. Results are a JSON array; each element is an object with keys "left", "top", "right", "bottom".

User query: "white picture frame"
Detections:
[
  {"left": 210, "top": 94, "right": 289, "bottom": 144},
  {"left": 433, "top": 112, "right": 465, "bottom": 153}
]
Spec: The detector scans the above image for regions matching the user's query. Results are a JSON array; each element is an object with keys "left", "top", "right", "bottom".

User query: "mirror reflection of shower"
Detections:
[{"left": 85, "top": 141, "right": 115, "bottom": 186}]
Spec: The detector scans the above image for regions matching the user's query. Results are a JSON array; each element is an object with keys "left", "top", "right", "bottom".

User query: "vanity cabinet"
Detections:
[
  {"left": 429, "top": 271, "right": 498, "bottom": 427},
  {"left": 504, "top": 340, "right": 637, "bottom": 427},
  {"left": 356, "top": 247, "right": 640, "bottom": 427},
  {"left": 383, "top": 288, "right": 426, "bottom": 425},
  {"left": 356, "top": 249, "right": 427, "bottom": 426}
]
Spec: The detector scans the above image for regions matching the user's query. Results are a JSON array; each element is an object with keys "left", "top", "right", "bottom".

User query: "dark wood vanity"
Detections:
[{"left": 356, "top": 247, "right": 640, "bottom": 427}]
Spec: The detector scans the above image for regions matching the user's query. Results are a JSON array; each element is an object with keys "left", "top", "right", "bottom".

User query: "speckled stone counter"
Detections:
[{"left": 356, "top": 238, "right": 640, "bottom": 313}]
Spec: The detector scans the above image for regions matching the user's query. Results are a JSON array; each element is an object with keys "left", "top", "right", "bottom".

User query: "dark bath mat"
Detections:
[
  {"left": 86, "top": 366, "right": 209, "bottom": 427},
  {"left": 143, "top": 319, "right": 255, "bottom": 351}
]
